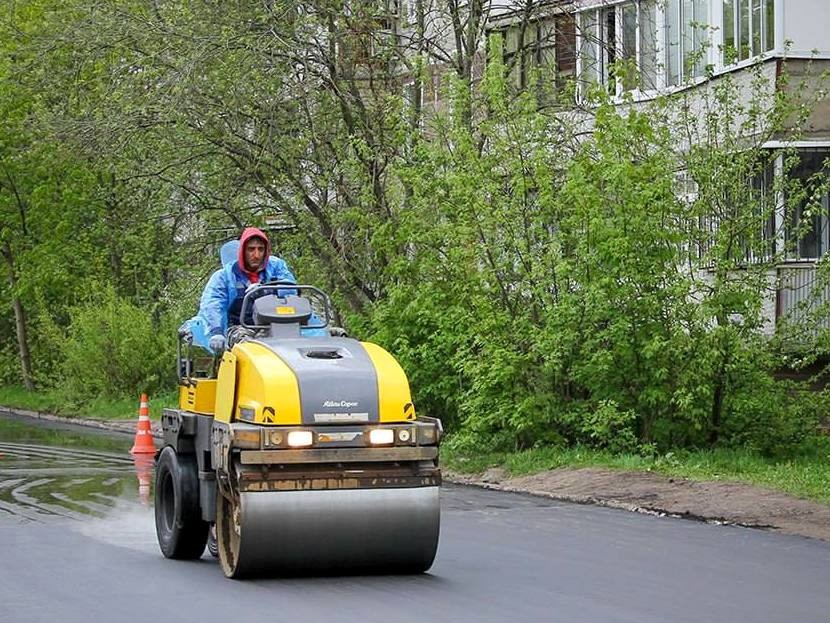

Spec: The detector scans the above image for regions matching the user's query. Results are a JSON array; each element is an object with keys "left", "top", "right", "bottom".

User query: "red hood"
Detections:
[{"left": 238, "top": 227, "right": 271, "bottom": 274}]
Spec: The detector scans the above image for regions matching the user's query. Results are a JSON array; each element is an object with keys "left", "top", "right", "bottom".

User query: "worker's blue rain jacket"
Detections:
[
  {"left": 219, "top": 240, "right": 240, "bottom": 267},
  {"left": 185, "top": 316, "right": 212, "bottom": 351},
  {"left": 182, "top": 240, "right": 239, "bottom": 350},
  {"left": 184, "top": 257, "right": 327, "bottom": 353},
  {"left": 201, "top": 256, "right": 297, "bottom": 337}
]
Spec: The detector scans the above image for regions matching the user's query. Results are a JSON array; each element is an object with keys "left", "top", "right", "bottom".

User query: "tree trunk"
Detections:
[
  {"left": 1, "top": 240, "right": 34, "bottom": 390},
  {"left": 709, "top": 308, "right": 730, "bottom": 447},
  {"left": 709, "top": 383, "right": 723, "bottom": 445}
]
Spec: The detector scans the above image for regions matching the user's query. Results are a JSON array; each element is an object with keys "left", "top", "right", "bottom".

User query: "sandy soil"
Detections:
[{"left": 447, "top": 466, "right": 830, "bottom": 542}]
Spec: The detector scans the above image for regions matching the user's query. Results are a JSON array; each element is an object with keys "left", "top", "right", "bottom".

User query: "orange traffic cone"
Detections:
[{"left": 130, "top": 393, "right": 156, "bottom": 455}]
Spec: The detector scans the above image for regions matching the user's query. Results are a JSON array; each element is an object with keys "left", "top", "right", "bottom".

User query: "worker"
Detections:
[{"left": 199, "top": 227, "right": 297, "bottom": 353}]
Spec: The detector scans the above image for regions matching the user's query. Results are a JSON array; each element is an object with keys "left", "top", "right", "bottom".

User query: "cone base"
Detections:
[{"left": 131, "top": 442, "right": 157, "bottom": 454}]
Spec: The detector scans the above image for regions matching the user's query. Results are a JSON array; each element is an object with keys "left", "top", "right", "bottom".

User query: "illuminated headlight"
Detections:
[
  {"left": 287, "top": 430, "right": 313, "bottom": 448},
  {"left": 369, "top": 428, "right": 394, "bottom": 445}
]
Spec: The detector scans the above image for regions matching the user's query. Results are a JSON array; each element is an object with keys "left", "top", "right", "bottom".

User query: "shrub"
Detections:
[
  {"left": 721, "top": 373, "right": 823, "bottom": 457},
  {"left": 56, "top": 287, "right": 177, "bottom": 399}
]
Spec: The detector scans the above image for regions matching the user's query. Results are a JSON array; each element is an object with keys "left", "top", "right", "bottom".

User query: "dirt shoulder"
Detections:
[
  {"left": 4, "top": 405, "right": 828, "bottom": 542},
  {"left": 447, "top": 467, "right": 830, "bottom": 542}
]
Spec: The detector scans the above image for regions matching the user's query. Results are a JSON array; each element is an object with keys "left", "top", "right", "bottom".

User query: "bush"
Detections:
[
  {"left": 335, "top": 56, "right": 827, "bottom": 459},
  {"left": 577, "top": 400, "right": 641, "bottom": 454},
  {"left": 721, "top": 374, "right": 823, "bottom": 457},
  {"left": 56, "top": 287, "right": 177, "bottom": 399}
]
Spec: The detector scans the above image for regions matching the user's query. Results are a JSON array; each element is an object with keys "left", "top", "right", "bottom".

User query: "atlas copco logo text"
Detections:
[{"left": 323, "top": 400, "right": 359, "bottom": 408}]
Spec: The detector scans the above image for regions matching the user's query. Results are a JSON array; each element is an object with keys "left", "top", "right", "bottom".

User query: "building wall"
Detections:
[
  {"left": 782, "top": 0, "right": 830, "bottom": 57},
  {"left": 779, "top": 58, "right": 830, "bottom": 141}
]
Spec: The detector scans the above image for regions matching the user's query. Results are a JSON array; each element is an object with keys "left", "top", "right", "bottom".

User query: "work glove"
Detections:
[
  {"left": 209, "top": 334, "right": 226, "bottom": 354},
  {"left": 177, "top": 321, "right": 192, "bottom": 343}
]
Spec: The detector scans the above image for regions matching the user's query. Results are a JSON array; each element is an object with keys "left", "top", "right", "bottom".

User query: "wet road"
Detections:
[{"left": 1, "top": 414, "right": 829, "bottom": 623}]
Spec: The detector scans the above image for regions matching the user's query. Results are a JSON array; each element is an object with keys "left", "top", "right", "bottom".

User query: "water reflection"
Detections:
[
  {"left": 133, "top": 453, "right": 154, "bottom": 507},
  {"left": 0, "top": 415, "right": 154, "bottom": 525}
]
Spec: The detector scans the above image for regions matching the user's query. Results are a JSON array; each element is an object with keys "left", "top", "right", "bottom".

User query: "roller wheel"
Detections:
[
  {"left": 154, "top": 446, "right": 209, "bottom": 559},
  {"left": 216, "top": 490, "right": 244, "bottom": 578},
  {"left": 214, "top": 486, "right": 440, "bottom": 578}
]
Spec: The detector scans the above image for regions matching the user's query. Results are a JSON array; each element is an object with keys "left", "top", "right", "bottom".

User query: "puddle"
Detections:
[
  {"left": 0, "top": 415, "right": 157, "bottom": 549},
  {"left": 0, "top": 413, "right": 134, "bottom": 451}
]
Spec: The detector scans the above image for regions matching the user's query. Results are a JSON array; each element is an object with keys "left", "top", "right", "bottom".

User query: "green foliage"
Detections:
[
  {"left": 0, "top": 384, "right": 177, "bottom": 420},
  {"left": 0, "top": 1, "right": 210, "bottom": 398},
  {"left": 721, "top": 374, "right": 824, "bottom": 456},
  {"left": 364, "top": 44, "right": 827, "bottom": 458},
  {"left": 55, "top": 287, "right": 176, "bottom": 399},
  {"left": 578, "top": 401, "right": 641, "bottom": 455},
  {"left": 0, "top": 1, "right": 827, "bottom": 465}
]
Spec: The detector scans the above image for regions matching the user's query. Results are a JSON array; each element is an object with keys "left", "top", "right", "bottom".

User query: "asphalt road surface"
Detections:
[{"left": 1, "top": 416, "right": 829, "bottom": 623}]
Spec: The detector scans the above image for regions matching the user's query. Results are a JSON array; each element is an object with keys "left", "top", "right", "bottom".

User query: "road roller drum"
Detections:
[{"left": 216, "top": 486, "right": 440, "bottom": 577}]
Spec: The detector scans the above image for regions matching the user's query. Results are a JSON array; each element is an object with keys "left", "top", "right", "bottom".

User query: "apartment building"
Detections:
[
  {"left": 487, "top": 0, "right": 830, "bottom": 331},
  {"left": 340, "top": 1, "right": 829, "bottom": 330}
]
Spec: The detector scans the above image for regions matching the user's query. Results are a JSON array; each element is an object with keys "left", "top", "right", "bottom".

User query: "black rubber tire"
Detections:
[{"left": 154, "top": 446, "right": 209, "bottom": 559}]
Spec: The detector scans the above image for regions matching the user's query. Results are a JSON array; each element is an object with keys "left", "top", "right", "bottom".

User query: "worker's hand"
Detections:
[
  {"left": 178, "top": 321, "right": 192, "bottom": 343},
  {"left": 209, "top": 334, "right": 226, "bottom": 354}
]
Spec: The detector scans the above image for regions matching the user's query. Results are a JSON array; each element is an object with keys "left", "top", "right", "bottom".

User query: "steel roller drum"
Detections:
[{"left": 216, "top": 486, "right": 440, "bottom": 578}]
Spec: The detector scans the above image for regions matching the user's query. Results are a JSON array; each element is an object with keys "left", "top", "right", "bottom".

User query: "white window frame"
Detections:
[
  {"left": 496, "top": 14, "right": 570, "bottom": 92},
  {"left": 576, "top": 0, "right": 725, "bottom": 101},
  {"left": 721, "top": 0, "right": 776, "bottom": 66},
  {"left": 404, "top": 0, "right": 418, "bottom": 26},
  {"left": 577, "top": 1, "right": 638, "bottom": 99},
  {"left": 786, "top": 148, "right": 830, "bottom": 261},
  {"left": 664, "top": 0, "right": 714, "bottom": 87}
]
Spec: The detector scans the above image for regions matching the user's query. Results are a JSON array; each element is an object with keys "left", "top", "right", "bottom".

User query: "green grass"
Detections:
[
  {"left": 442, "top": 437, "right": 830, "bottom": 506},
  {"left": 0, "top": 416, "right": 133, "bottom": 452},
  {"left": 0, "top": 385, "right": 177, "bottom": 421}
]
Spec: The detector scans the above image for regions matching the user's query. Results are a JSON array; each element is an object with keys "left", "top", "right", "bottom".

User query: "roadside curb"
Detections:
[
  {"left": 444, "top": 468, "right": 830, "bottom": 542},
  {"left": 443, "top": 471, "right": 737, "bottom": 526},
  {"left": 0, "top": 405, "right": 163, "bottom": 439}
]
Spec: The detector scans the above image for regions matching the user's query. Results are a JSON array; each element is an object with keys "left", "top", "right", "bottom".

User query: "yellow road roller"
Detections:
[{"left": 154, "top": 284, "right": 442, "bottom": 578}]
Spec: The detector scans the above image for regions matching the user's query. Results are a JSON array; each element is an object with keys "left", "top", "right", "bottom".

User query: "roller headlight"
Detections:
[
  {"left": 369, "top": 428, "right": 394, "bottom": 445},
  {"left": 287, "top": 430, "right": 313, "bottom": 448}
]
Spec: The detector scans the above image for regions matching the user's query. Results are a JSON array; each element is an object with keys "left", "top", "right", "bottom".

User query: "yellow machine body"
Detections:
[
  {"left": 178, "top": 379, "right": 217, "bottom": 415},
  {"left": 203, "top": 339, "right": 414, "bottom": 426},
  {"left": 362, "top": 341, "right": 417, "bottom": 421}
]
